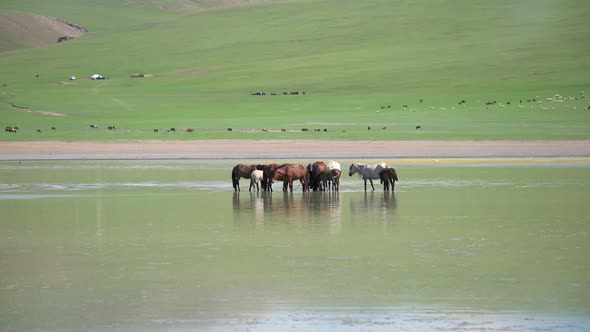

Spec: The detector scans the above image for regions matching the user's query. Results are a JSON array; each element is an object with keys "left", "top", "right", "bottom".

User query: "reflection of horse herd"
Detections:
[{"left": 232, "top": 161, "right": 398, "bottom": 192}]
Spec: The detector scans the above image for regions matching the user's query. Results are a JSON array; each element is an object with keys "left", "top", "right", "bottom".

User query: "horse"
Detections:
[
  {"left": 262, "top": 163, "right": 281, "bottom": 191},
  {"left": 328, "top": 169, "right": 342, "bottom": 191},
  {"left": 249, "top": 170, "right": 264, "bottom": 192},
  {"left": 326, "top": 160, "right": 341, "bottom": 172},
  {"left": 348, "top": 162, "right": 388, "bottom": 191},
  {"left": 308, "top": 161, "right": 330, "bottom": 191},
  {"left": 379, "top": 167, "right": 399, "bottom": 191},
  {"left": 269, "top": 164, "right": 309, "bottom": 192},
  {"left": 232, "top": 164, "right": 265, "bottom": 192}
]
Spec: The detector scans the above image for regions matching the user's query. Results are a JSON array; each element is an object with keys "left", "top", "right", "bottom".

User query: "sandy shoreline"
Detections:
[{"left": 1, "top": 140, "right": 589, "bottom": 161}]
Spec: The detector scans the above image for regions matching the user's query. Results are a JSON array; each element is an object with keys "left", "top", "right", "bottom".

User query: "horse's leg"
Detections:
[
  {"left": 289, "top": 179, "right": 294, "bottom": 192},
  {"left": 364, "top": 178, "right": 367, "bottom": 192},
  {"left": 369, "top": 178, "right": 375, "bottom": 191},
  {"left": 249, "top": 179, "right": 253, "bottom": 192}
]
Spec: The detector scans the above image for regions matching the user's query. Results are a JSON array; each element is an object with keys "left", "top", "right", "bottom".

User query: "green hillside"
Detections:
[{"left": 1, "top": 0, "right": 589, "bottom": 141}]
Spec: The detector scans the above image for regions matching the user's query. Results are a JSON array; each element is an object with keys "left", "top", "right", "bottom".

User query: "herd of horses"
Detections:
[{"left": 231, "top": 161, "right": 398, "bottom": 193}]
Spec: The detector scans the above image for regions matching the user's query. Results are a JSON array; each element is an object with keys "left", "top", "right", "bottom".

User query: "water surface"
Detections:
[{"left": 1, "top": 161, "right": 589, "bottom": 331}]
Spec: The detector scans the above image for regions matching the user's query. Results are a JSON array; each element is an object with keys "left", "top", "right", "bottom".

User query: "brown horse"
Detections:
[
  {"left": 328, "top": 169, "right": 342, "bottom": 191},
  {"left": 379, "top": 167, "right": 399, "bottom": 191},
  {"left": 269, "top": 164, "right": 309, "bottom": 192},
  {"left": 232, "top": 164, "right": 265, "bottom": 191},
  {"left": 307, "top": 161, "right": 330, "bottom": 191},
  {"left": 262, "top": 163, "right": 281, "bottom": 191}
]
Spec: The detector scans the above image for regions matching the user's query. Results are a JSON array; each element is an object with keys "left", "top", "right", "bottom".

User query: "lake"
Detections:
[{"left": 1, "top": 160, "right": 589, "bottom": 331}]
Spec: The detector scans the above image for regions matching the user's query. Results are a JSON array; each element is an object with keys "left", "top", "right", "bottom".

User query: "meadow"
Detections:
[{"left": 1, "top": 0, "right": 589, "bottom": 141}]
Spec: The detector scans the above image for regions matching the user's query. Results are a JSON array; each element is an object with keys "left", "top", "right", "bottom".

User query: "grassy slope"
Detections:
[{"left": 0, "top": 0, "right": 589, "bottom": 141}]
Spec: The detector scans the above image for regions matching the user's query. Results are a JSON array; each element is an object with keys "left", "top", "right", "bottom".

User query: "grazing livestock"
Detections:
[
  {"left": 108, "top": 125, "right": 116, "bottom": 130},
  {"left": 90, "top": 124, "right": 98, "bottom": 129},
  {"left": 51, "top": 127, "right": 56, "bottom": 130},
  {"left": 281, "top": 128, "right": 287, "bottom": 132},
  {"left": 348, "top": 162, "right": 388, "bottom": 191},
  {"left": 5, "top": 126, "right": 17, "bottom": 133},
  {"left": 228, "top": 128, "right": 232, "bottom": 131},
  {"left": 416, "top": 125, "right": 421, "bottom": 129},
  {"left": 301, "top": 128, "right": 309, "bottom": 132},
  {"left": 232, "top": 164, "right": 265, "bottom": 192},
  {"left": 380, "top": 167, "right": 399, "bottom": 191},
  {"left": 186, "top": 128, "right": 194, "bottom": 133},
  {"left": 36, "top": 129, "right": 42, "bottom": 133},
  {"left": 249, "top": 170, "right": 264, "bottom": 192}
]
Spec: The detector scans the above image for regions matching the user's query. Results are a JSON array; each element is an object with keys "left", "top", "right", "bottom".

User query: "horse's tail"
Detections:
[
  {"left": 231, "top": 167, "right": 239, "bottom": 190},
  {"left": 391, "top": 168, "right": 399, "bottom": 181}
]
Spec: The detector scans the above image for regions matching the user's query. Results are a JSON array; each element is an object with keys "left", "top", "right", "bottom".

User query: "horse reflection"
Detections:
[
  {"left": 349, "top": 191, "right": 397, "bottom": 226},
  {"left": 232, "top": 191, "right": 342, "bottom": 232}
]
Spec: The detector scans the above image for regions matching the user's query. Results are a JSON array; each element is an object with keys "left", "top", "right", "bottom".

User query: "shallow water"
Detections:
[{"left": 1, "top": 161, "right": 589, "bottom": 331}]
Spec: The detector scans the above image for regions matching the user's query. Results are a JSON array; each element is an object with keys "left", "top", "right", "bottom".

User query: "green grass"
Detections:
[{"left": 0, "top": 0, "right": 589, "bottom": 141}]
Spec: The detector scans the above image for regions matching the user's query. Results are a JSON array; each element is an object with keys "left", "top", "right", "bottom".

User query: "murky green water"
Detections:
[{"left": 1, "top": 161, "right": 589, "bottom": 331}]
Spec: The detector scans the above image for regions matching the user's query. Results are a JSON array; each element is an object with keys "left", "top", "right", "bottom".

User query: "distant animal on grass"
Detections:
[
  {"left": 232, "top": 164, "right": 265, "bottom": 192},
  {"left": 379, "top": 167, "right": 399, "bottom": 191},
  {"left": 348, "top": 162, "right": 388, "bottom": 191},
  {"left": 51, "top": 127, "right": 56, "bottom": 130},
  {"left": 5, "top": 126, "right": 17, "bottom": 133},
  {"left": 36, "top": 129, "right": 42, "bottom": 133},
  {"left": 170, "top": 128, "right": 176, "bottom": 132},
  {"left": 108, "top": 125, "right": 116, "bottom": 130},
  {"left": 90, "top": 124, "right": 98, "bottom": 129},
  {"left": 153, "top": 129, "right": 159, "bottom": 133},
  {"left": 186, "top": 128, "right": 194, "bottom": 133},
  {"left": 227, "top": 128, "right": 233, "bottom": 131},
  {"left": 416, "top": 125, "right": 421, "bottom": 129}
]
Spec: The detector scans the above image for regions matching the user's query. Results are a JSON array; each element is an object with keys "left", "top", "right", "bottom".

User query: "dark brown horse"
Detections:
[
  {"left": 379, "top": 167, "right": 399, "bottom": 191},
  {"left": 307, "top": 161, "right": 330, "bottom": 191},
  {"left": 232, "top": 164, "right": 265, "bottom": 191},
  {"left": 269, "top": 164, "right": 309, "bottom": 192},
  {"left": 328, "top": 169, "right": 342, "bottom": 191}
]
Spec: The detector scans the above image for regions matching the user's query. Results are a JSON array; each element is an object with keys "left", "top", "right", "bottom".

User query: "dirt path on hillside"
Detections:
[{"left": 1, "top": 140, "right": 589, "bottom": 161}]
